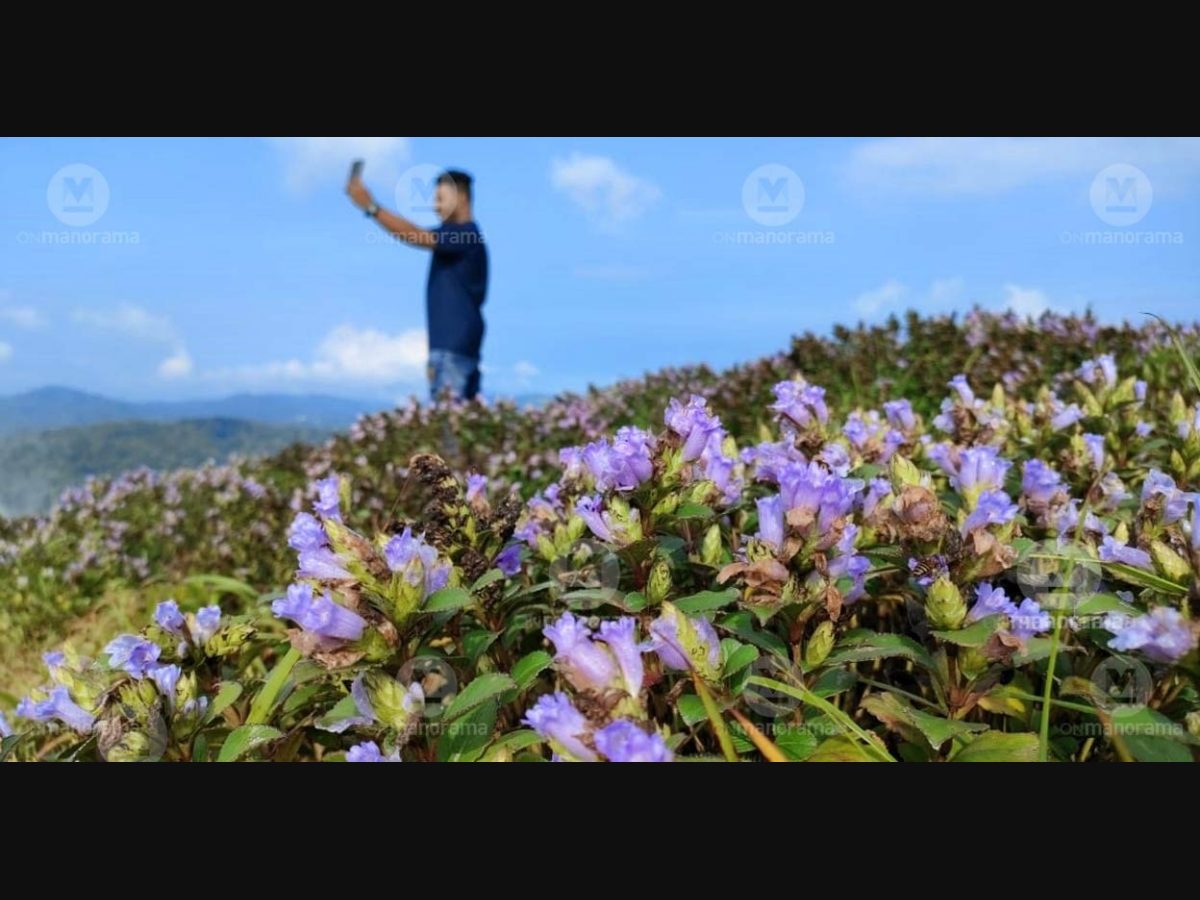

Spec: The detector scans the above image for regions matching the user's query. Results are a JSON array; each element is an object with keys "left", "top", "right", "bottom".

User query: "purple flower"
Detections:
[
  {"left": 1096, "top": 473, "right": 1131, "bottom": 511},
  {"left": 0, "top": 711, "right": 11, "bottom": 739},
  {"left": 883, "top": 398, "right": 916, "bottom": 432},
  {"left": 954, "top": 446, "right": 1012, "bottom": 496},
  {"left": 649, "top": 609, "right": 721, "bottom": 673},
  {"left": 466, "top": 473, "right": 488, "bottom": 503},
  {"left": 967, "top": 582, "right": 1019, "bottom": 623},
  {"left": 1050, "top": 402, "right": 1084, "bottom": 431},
  {"left": 1021, "top": 459, "right": 1064, "bottom": 507},
  {"left": 288, "top": 512, "right": 328, "bottom": 553},
  {"left": 862, "top": 477, "right": 892, "bottom": 518},
  {"left": 312, "top": 475, "right": 343, "bottom": 522},
  {"left": 579, "top": 430, "right": 655, "bottom": 492},
  {"left": 1076, "top": 354, "right": 1117, "bottom": 387},
  {"left": 770, "top": 380, "right": 828, "bottom": 429},
  {"left": 544, "top": 612, "right": 618, "bottom": 693},
  {"left": 522, "top": 692, "right": 597, "bottom": 761},
  {"left": 1098, "top": 536, "right": 1153, "bottom": 571},
  {"left": 1192, "top": 497, "right": 1200, "bottom": 553},
  {"left": 558, "top": 446, "right": 586, "bottom": 480},
  {"left": 154, "top": 599, "right": 186, "bottom": 636},
  {"left": 1135, "top": 421, "right": 1152, "bottom": 437},
  {"left": 665, "top": 395, "right": 723, "bottom": 462},
  {"left": 740, "top": 440, "right": 806, "bottom": 484},
  {"left": 1141, "top": 470, "right": 1189, "bottom": 523},
  {"left": 297, "top": 547, "right": 354, "bottom": 581},
  {"left": 828, "top": 524, "right": 869, "bottom": 602},
  {"left": 1083, "top": 433, "right": 1105, "bottom": 470},
  {"left": 597, "top": 618, "right": 648, "bottom": 697},
  {"left": 149, "top": 664, "right": 181, "bottom": 707},
  {"left": 1109, "top": 607, "right": 1196, "bottom": 663},
  {"left": 777, "top": 461, "right": 859, "bottom": 534},
  {"left": 191, "top": 605, "right": 222, "bottom": 645},
  {"left": 18, "top": 686, "right": 95, "bottom": 733},
  {"left": 384, "top": 527, "right": 451, "bottom": 596},
  {"left": 494, "top": 544, "right": 522, "bottom": 576},
  {"left": 105, "top": 634, "right": 162, "bottom": 679},
  {"left": 1010, "top": 598, "right": 1052, "bottom": 641},
  {"left": 347, "top": 741, "right": 402, "bottom": 762},
  {"left": 961, "top": 490, "right": 1019, "bottom": 535},
  {"left": 272, "top": 583, "right": 366, "bottom": 642},
  {"left": 594, "top": 720, "right": 673, "bottom": 762},
  {"left": 756, "top": 494, "right": 785, "bottom": 550},
  {"left": 42, "top": 650, "right": 66, "bottom": 674},
  {"left": 948, "top": 374, "right": 975, "bottom": 405}
]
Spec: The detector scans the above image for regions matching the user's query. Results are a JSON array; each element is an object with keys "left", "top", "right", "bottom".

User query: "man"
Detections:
[{"left": 347, "top": 169, "right": 488, "bottom": 401}]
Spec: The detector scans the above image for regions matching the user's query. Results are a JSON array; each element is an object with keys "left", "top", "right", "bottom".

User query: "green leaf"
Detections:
[
  {"left": 1101, "top": 562, "right": 1189, "bottom": 596},
  {"left": 949, "top": 731, "right": 1039, "bottom": 762},
  {"left": 1075, "top": 592, "right": 1139, "bottom": 616},
  {"left": 825, "top": 630, "right": 935, "bottom": 671},
  {"left": 511, "top": 650, "right": 553, "bottom": 690},
  {"left": 470, "top": 568, "right": 506, "bottom": 592},
  {"left": 810, "top": 668, "right": 857, "bottom": 698},
  {"left": 718, "top": 611, "right": 790, "bottom": 658},
  {"left": 462, "top": 629, "right": 500, "bottom": 665},
  {"left": 806, "top": 735, "right": 882, "bottom": 762},
  {"left": 721, "top": 641, "right": 759, "bottom": 678},
  {"left": 482, "top": 729, "right": 544, "bottom": 760},
  {"left": 677, "top": 694, "right": 707, "bottom": 727},
  {"left": 314, "top": 695, "right": 362, "bottom": 731},
  {"left": 424, "top": 587, "right": 474, "bottom": 612},
  {"left": 184, "top": 573, "right": 259, "bottom": 601},
  {"left": 1110, "top": 705, "right": 1198, "bottom": 762},
  {"left": 438, "top": 700, "right": 498, "bottom": 762},
  {"left": 931, "top": 615, "right": 1004, "bottom": 647},
  {"left": 674, "top": 502, "right": 714, "bottom": 519},
  {"left": 246, "top": 646, "right": 301, "bottom": 726},
  {"left": 674, "top": 588, "right": 738, "bottom": 615},
  {"left": 0, "top": 733, "right": 23, "bottom": 762},
  {"left": 622, "top": 591, "right": 648, "bottom": 612},
  {"left": 203, "top": 681, "right": 244, "bottom": 724},
  {"left": 443, "top": 673, "right": 517, "bottom": 722},
  {"left": 1012, "top": 637, "right": 1055, "bottom": 666},
  {"left": 217, "top": 725, "right": 283, "bottom": 762},
  {"left": 861, "top": 692, "right": 987, "bottom": 749}
]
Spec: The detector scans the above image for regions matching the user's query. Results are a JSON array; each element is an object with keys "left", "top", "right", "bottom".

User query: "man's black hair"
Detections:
[{"left": 438, "top": 169, "right": 473, "bottom": 201}]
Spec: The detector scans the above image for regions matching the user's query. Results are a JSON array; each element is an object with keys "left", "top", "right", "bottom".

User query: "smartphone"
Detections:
[{"left": 349, "top": 159, "right": 364, "bottom": 181}]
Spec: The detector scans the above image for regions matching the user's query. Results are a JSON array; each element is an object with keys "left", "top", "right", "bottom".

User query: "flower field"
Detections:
[{"left": 2, "top": 308, "right": 1199, "bottom": 762}]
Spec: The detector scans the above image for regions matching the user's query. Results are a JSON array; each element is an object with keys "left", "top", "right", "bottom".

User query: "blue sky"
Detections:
[{"left": 1, "top": 137, "right": 1197, "bottom": 402}]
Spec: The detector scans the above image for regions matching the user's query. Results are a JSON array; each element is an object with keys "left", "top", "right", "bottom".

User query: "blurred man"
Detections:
[{"left": 347, "top": 169, "right": 488, "bottom": 401}]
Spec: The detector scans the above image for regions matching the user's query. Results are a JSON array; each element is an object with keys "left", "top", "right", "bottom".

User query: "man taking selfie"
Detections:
[{"left": 347, "top": 168, "right": 488, "bottom": 402}]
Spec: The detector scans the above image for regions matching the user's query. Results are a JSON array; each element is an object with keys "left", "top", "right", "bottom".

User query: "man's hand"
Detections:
[{"left": 346, "top": 176, "right": 374, "bottom": 211}]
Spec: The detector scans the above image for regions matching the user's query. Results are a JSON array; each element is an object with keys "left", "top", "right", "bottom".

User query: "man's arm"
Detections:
[{"left": 347, "top": 177, "right": 437, "bottom": 250}]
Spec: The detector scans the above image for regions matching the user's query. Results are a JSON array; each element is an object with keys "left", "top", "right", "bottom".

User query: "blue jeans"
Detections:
[{"left": 427, "top": 349, "right": 481, "bottom": 402}]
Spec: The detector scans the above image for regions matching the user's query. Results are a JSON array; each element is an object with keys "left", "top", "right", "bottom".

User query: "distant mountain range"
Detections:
[
  {"left": 0, "top": 387, "right": 376, "bottom": 437},
  {"left": 0, "top": 418, "right": 329, "bottom": 517}
]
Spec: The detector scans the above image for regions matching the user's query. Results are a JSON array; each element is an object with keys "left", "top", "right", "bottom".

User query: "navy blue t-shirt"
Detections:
[{"left": 427, "top": 221, "right": 488, "bottom": 359}]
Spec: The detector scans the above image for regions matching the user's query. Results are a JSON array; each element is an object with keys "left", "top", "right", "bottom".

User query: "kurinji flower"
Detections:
[
  {"left": 883, "top": 398, "right": 916, "bottom": 432},
  {"left": 42, "top": 651, "right": 66, "bottom": 675},
  {"left": 0, "top": 711, "right": 11, "bottom": 738},
  {"left": 154, "top": 599, "right": 186, "bottom": 636},
  {"left": 384, "top": 528, "right": 451, "bottom": 596},
  {"left": 649, "top": 605, "right": 721, "bottom": 676},
  {"left": 1021, "top": 459, "right": 1064, "bottom": 508},
  {"left": 559, "top": 446, "right": 586, "bottom": 480},
  {"left": 1010, "top": 598, "right": 1052, "bottom": 641},
  {"left": 594, "top": 720, "right": 673, "bottom": 762},
  {"left": 948, "top": 374, "right": 975, "bottom": 405},
  {"left": 105, "top": 634, "right": 162, "bottom": 678},
  {"left": 862, "top": 477, "right": 892, "bottom": 519},
  {"left": 740, "top": 440, "right": 806, "bottom": 484},
  {"left": 1076, "top": 354, "right": 1117, "bottom": 387},
  {"left": 149, "top": 664, "right": 181, "bottom": 707},
  {"left": 465, "top": 473, "right": 488, "bottom": 503},
  {"left": 18, "top": 686, "right": 95, "bottom": 733},
  {"left": 544, "top": 612, "right": 618, "bottom": 693},
  {"left": 665, "top": 395, "right": 723, "bottom": 462},
  {"left": 756, "top": 494, "right": 785, "bottom": 550},
  {"left": 272, "top": 583, "right": 366, "bottom": 642},
  {"left": 349, "top": 672, "right": 424, "bottom": 731},
  {"left": 1141, "top": 470, "right": 1189, "bottom": 523},
  {"left": 1136, "top": 421, "right": 1152, "bottom": 437},
  {"left": 1191, "top": 498, "right": 1200, "bottom": 552},
  {"left": 522, "top": 692, "right": 597, "bottom": 761},
  {"left": 828, "top": 523, "right": 869, "bottom": 602},
  {"left": 287, "top": 512, "right": 328, "bottom": 552},
  {"left": 347, "top": 741, "right": 402, "bottom": 762},
  {"left": 770, "top": 380, "right": 828, "bottom": 430},
  {"left": 1050, "top": 500, "right": 1106, "bottom": 541},
  {"left": 1050, "top": 402, "right": 1084, "bottom": 431},
  {"left": 953, "top": 446, "right": 1012, "bottom": 497},
  {"left": 597, "top": 618, "right": 649, "bottom": 697},
  {"left": 1109, "top": 607, "right": 1197, "bottom": 663},
  {"left": 1083, "top": 433, "right": 1105, "bottom": 470},
  {"left": 575, "top": 495, "right": 640, "bottom": 546},
  {"left": 312, "top": 475, "right": 342, "bottom": 522},
  {"left": 1099, "top": 535, "right": 1152, "bottom": 570},
  {"left": 494, "top": 544, "right": 522, "bottom": 576},
  {"left": 967, "top": 582, "right": 1019, "bottom": 623},
  {"left": 579, "top": 428, "right": 655, "bottom": 491},
  {"left": 961, "top": 490, "right": 1019, "bottom": 535},
  {"left": 191, "top": 605, "right": 222, "bottom": 645},
  {"left": 297, "top": 547, "right": 354, "bottom": 582}
]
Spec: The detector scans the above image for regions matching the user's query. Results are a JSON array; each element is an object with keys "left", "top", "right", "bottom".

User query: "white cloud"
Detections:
[
  {"left": 844, "top": 137, "right": 1200, "bottom": 196},
  {"left": 550, "top": 153, "right": 661, "bottom": 226},
  {"left": 853, "top": 279, "right": 907, "bottom": 316},
  {"left": 0, "top": 341, "right": 11, "bottom": 362},
  {"left": 272, "top": 137, "right": 411, "bottom": 194},
  {"left": 214, "top": 324, "right": 428, "bottom": 385},
  {"left": 73, "top": 303, "right": 177, "bottom": 344},
  {"left": 157, "top": 348, "right": 194, "bottom": 379},
  {"left": 1002, "top": 284, "right": 1056, "bottom": 318},
  {"left": 0, "top": 305, "right": 45, "bottom": 329}
]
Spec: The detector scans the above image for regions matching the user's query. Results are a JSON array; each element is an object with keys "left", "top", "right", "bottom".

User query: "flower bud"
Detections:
[
  {"left": 647, "top": 557, "right": 673, "bottom": 605},
  {"left": 652, "top": 493, "right": 680, "bottom": 516},
  {"left": 925, "top": 577, "right": 967, "bottom": 631},
  {"left": 360, "top": 671, "right": 424, "bottom": 734},
  {"left": 700, "top": 523, "right": 723, "bottom": 567},
  {"left": 804, "top": 621, "right": 835, "bottom": 668},
  {"left": 890, "top": 453, "right": 922, "bottom": 489},
  {"left": 1150, "top": 540, "right": 1192, "bottom": 583}
]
